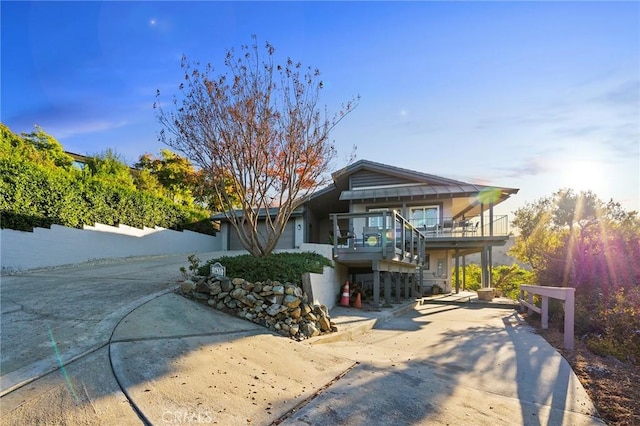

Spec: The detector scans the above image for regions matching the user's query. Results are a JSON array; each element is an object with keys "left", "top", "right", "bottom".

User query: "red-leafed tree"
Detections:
[{"left": 155, "top": 36, "right": 357, "bottom": 257}]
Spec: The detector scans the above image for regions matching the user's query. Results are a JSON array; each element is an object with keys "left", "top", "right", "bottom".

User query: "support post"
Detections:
[
  {"left": 454, "top": 249, "right": 460, "bottom": 294},
  {"left": 462, "top": 255, "right": 467, "bottom": 291},
  {"left": 489, "top": 202, "right": 494, "bottom": 237},
  {"left": 564, "top": 290, "right": 575, "bottom": 350},
  {"left": 404, "top": 273, "right": 410, "bottom": 299},
  {"left": 541, "top": 296, "right": 549, "bottom": 329},
  {"left": 384, "top": 271, "right": 392, "bottom": 307},
  {"left": 480, "top": 246, "right": 488, "bottom": 288},
  {"left": 395, "top": 272, "right": 401, "bottom": 303},
  {"left": 487, "top": 246, "right": 493, "bottom": 287},
  {"left": 373, "top": 269, "right": 380, "bottom": 309}
]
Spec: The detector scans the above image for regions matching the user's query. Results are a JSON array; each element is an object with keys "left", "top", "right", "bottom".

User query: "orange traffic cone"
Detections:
[
  {"left": 353, "top": 292, "right": 362, "bottom": 309},
  {"left": 340, "top": 281, "right": 350, "bottom": 307}
]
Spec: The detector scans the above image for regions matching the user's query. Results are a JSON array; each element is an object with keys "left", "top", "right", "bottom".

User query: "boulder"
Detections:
[
  {"left": 181, "top": 280, "right": 195, "bottom": 293},
  {"left": 301, "top": 303, "right": 313, "bottom": 315},
  {"left": 208, "top": 282, "right": 222, "bottom": 296},
  {"left": 230, "top": 288, "right": 247, "bottom": 300},
  {"left": 194, "top": 279, "right": 210, "bottom": 293},
  {"left": 284, "top": 295, "right": 301, "bottom": 309},
  {"left": 313, "top": 304, "right": 329, "bottom": 318},
  {"left": 220, "top": 278, "right": 234, "bottom": 292},
  {"left": 301, "top": 323, "right": 319, "bottom": 338},
  {"left": 284, "top": 284, "right": 297, "bottom": 295},
  {"left": 318, "top": 316, "right": 332, "bottom": 332},
  {"left": 266, "top": 304, "right": 287, "bottom": 317}
]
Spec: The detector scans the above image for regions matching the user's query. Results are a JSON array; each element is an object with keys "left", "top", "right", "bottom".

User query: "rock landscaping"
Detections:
[{"left": 180, "top": 275, "right": 337, "bottom": 340}]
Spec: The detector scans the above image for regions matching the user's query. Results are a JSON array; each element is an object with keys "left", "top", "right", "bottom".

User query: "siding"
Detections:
[
  {"left": 350, "top": 171, "right": 415, "bottom": 189},
  {"left": 228, "top": 221, "right": 296, "bottom": 251}
]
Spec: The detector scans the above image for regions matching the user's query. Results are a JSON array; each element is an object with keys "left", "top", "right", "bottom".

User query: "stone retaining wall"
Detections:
[{"left": 181, "top": 275, "right": 336, "bottom": 340}]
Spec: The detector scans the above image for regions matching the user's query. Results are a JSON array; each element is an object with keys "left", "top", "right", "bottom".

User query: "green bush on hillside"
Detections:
[
  {"left": 0, "top": 153, "right": 211, "bottom": 233},
  {"left": 199, "top": 252, "right": 333, "bottom": 284},
  {"left": 1, "top": 123, "right": 217, "bottom": 234}
]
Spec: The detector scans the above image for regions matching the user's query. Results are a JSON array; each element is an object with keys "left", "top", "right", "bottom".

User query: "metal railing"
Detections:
[
  {"left": 330, "top": 211, "right": 426, "bottom": 265},
  {"left": 408, "top": 214, "right": 509, "bottom": 238}
]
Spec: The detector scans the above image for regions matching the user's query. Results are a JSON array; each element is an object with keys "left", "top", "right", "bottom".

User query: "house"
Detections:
[
  {"left": 215, "top": 160, "right": 519, "bottom": 308},
  {"left": 66, "top": 151, "right": 91, "bottom": 170}
]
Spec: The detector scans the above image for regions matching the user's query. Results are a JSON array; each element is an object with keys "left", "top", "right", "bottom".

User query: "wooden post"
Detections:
[
  {"left": 541, "top": 296, "right": 549, "bottom": 329},
  {"left": 372, "top": 269, "right": 380, "bottom": 309},
  {"left": 384, "top": 271, "right": 392, "bottom": 307},
  {"left": 564, "top": 290, "right": 575, "bottom": 350}
]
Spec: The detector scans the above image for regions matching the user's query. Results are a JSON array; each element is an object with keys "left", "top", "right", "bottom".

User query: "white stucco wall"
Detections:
[
  {"left": 296, "top": 243, "right": 348, "bottom": 310},
  {"left": 304, "top": 263, "right": 348, "bottom": 310},
  {"left": 1, "top": 223, "right": 221, "bottom": 272}
]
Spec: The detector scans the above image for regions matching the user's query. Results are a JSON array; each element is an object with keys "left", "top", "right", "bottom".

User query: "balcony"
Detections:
[
  {"left": 408, "top": 214, "right": 510, "bottom": 239},
  {"left": 330, "top": 211, "right": 426, "bottom": 269},
  {"left": 330, "top": 211, "right": 510, "bottom": 268}
]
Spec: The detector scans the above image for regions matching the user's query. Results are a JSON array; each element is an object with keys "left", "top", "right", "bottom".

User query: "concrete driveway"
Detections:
[
  {"left": 1, "top": 255, "right": 604, "bottom": 426},
  {"left": 0, "top": 253, "right": 194, "bottom": 394},
  {"left": 0, "top": 254, "right": 353, "bottom": 425}
]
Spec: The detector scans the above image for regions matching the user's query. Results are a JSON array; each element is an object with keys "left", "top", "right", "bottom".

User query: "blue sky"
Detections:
[{"left": 2, "top": 1, "right": 639, "bottom": 216}]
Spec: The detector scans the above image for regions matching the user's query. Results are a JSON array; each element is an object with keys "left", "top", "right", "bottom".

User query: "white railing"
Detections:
[{"left": 519, "top": 285, "right": 575, "bottom": 350}]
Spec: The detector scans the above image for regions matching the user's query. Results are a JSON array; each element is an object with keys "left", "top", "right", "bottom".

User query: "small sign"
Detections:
[{"left": 210, "top": 262, "right": 226, "bottom": 277}]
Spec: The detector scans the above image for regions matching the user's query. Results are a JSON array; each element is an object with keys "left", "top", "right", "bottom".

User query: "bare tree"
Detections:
[{"left": 155, "top": 37, "right": 357, "bottom": 257}]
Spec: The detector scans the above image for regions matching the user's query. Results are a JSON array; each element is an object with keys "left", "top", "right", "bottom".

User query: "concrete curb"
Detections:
[{"left": 310, "top": 301, "right": 419, "bottom": 345}]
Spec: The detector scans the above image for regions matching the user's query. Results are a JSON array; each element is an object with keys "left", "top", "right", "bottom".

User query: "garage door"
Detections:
[{"left": 228, "top": 221, "right": 296, "bottom": 251}]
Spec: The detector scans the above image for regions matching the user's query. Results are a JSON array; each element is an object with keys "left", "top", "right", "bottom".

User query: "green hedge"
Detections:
[
  {"left": 199, "top": 252, "right": 333, "bottom": 284},
  {"left": 0, "top": 156, "right": 212, "bottom": 232}
]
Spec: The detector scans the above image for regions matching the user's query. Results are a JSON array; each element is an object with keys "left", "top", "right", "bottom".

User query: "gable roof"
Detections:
[
  {"left": 331, "top": 159, "right": 469, "bottom": 186},
  {"left": 314, "top": 159, "right": 518, "bottom": 201}
]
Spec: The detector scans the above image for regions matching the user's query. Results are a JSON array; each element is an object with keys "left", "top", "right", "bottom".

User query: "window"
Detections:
[
  {"left": 437, "top": 258, "right": 447, "bottom": 277},
  {"left": 410, "top": 206, "right": 439, "bottom": 228},
  {"left": 367, "top": 208, "right": 398, "bottom": 228}
]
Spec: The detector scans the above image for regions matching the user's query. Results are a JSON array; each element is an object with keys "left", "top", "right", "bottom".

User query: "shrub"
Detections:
[
  {"left": 200, "top": 252, "right": 333, "bottom": 284},
  {"left": 0, "top": 155, "right": 208, "bottom": 232},
  {"left": 592, "top": 287, "right": 640, "bottom": 364}
]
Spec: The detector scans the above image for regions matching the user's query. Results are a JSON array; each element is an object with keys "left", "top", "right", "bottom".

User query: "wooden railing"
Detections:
[{"left": 519, "top": 285, "right": 575, "bottom": 350}]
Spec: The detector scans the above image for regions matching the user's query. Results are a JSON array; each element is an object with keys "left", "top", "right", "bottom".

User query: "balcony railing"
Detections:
[
  {"left": 408, "top": 214, "right": 510, "bottom": 238},
  {"left": 330, "top": 211, "right": 426, "bottom": 265}
]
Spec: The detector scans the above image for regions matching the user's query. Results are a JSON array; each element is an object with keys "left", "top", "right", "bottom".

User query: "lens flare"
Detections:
[
  {"left": 47, "top": 324, "right": 80, "bottom": 404},
  {"left": 477, "top": 187, "right": 501, "bottom": 204}
]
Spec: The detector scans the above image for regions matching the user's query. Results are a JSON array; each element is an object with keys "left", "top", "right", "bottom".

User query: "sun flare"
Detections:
[{"left": 562, "top": 160, "right": 604, "bottom": 193}]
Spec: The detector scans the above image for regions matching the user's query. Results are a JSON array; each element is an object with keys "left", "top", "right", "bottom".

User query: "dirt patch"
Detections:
[{"left": 523, "top": 313, "right": 640, "bottom": 426}]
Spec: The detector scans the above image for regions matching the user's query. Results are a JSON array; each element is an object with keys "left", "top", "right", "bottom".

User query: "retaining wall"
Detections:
[{"left": 1, "top": 223, "right": 221, "bottom": 272}]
